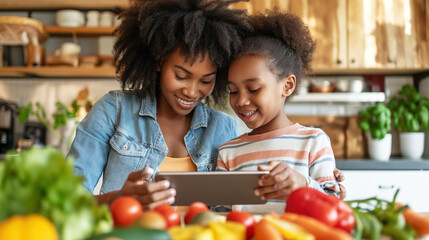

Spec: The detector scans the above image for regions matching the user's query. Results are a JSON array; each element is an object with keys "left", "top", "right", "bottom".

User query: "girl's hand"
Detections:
[
  {"left": 255, "top": 161, "right": 307, "bottom": 200},
  {"left": 116, "top": 167, "right": 176, "bottom": 210}
]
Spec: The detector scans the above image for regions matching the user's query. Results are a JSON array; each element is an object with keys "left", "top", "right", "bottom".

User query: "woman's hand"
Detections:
[
  {"left": 115, "top": 167, "right": 176, "bottom": 210},
  {"left": 334, "top": 168, "right": 347, "bottom": 200},
  {"left": 255, "top": 161, "right": 307, "bottom": 200}
]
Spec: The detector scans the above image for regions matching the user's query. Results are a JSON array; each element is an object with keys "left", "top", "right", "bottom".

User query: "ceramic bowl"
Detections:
[{"left": 56, "top": 10, "right": 85, "bottom": 27}]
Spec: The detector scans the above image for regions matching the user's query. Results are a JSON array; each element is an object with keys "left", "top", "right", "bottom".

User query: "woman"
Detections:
[{"left": 68, "top": 0, "right": 252, "bottom": 209}]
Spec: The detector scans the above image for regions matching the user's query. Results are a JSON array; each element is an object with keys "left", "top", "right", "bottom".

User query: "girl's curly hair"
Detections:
[
  {"left": 235, "top": 9, "right": 316, "bottom": 97},
  {"left": 114, "top": 0, "right": 252, "bottom": 105}
]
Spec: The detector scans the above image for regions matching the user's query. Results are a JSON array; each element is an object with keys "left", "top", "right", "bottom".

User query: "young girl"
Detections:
[
  {"left": 68, "top": 0, "right": 251, "bottom": 209},
  {"left": 216, "top": 10, "right": 339, "bottom": 213}
]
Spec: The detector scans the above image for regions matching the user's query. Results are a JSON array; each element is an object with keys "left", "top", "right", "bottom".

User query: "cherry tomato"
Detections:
[
  {"left": 154, "top": 204, "right": 181, "bottom": 228},
  {"left": 184, "top": 202, "right": 209, "bottom": 224},
  {"left": 110, "top": 196, "right": 143, "bottom": 227},
  {"left": 226, "top": 211, "right": 256, "bottom": 240}
]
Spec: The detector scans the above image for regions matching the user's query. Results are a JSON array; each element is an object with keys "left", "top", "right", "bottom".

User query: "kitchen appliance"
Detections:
[
  {"left": 0, "top": 100, "right": 18, "bottom": 154},
  {"left": 23, "top": 121, "right": 47, "bottom": 146}
]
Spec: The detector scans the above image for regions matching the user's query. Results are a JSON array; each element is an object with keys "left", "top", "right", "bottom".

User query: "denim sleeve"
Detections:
[
  {"left": 67, "top": 91, "right": 117, "bottom": 193},
  {"left": 229, "top": 115, "right": 240, "bottom": 140}
]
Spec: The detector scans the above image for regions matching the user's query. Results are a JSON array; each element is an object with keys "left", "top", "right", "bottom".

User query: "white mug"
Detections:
[
  {"left": 86, "top": 11, "right": 100, "bottom": 27},
  {"left": 100, "top": 11, "right": 114, "bottom": 27}
]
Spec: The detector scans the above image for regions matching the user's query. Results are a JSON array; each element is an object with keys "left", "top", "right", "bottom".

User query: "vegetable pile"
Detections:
[
  {"left": 0, "top": 147, "right": 112, "bottom": 240},
  {"left": 348, "top": 189, "right": 417, "bottom": 240}
]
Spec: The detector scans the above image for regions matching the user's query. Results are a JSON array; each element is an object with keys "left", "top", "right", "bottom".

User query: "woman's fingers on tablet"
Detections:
[
  {"left": 127, "top": 167, "right": 154, "bottom": 183},
  {"left": 137, "top": 188, "right": 176, "bottom": 210},
  {"left": 334, "top": 168, "right": 345, "bottom": 182}
]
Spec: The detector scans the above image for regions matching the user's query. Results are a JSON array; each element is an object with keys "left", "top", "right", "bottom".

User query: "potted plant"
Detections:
[
  {"left": 359, "top": 103, "right": 392, "bottom": 161},
  {"left": 388, "top": 84, "right": 429, "bottom": 159}
]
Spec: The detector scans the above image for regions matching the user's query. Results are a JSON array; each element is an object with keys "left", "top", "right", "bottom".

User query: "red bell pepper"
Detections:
[{"left": 285, "top": 187, "right": 355, "bottom": 233}]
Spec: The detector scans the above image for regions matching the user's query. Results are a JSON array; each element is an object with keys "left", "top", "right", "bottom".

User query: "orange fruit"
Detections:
[{"left": 133, "top": 211, "right": 167, "bottom": 230}]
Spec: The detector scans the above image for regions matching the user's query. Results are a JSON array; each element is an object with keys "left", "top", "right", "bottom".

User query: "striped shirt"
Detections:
[{"left": 216, "top": 123, "right": 337, "bottom": 213}]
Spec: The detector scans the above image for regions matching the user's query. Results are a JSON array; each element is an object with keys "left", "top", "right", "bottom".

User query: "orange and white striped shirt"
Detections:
[{"left": 216, "top": 123, "right": 337, "bottom": 213}]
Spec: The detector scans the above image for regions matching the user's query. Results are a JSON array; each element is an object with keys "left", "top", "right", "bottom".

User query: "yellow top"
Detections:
[
  {"left": 158, "top": 156, "right": 197, "bottom": 172},
  {"left": 158, "top": 156, "right": 197, "bottom": 210}
]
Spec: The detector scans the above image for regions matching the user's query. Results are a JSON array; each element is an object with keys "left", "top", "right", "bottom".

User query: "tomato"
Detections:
[
  {"left": 226, "top": 211, "right": 256, "bottom": 240},
  {"left": 184, "top": 202, "right": 209, "bottom": 224},
  {"left": 110, "top": 196, "right": 143, "bottom": 227},
  {"left": 154, "top": 204, "right": 181, "bottom": 228}
]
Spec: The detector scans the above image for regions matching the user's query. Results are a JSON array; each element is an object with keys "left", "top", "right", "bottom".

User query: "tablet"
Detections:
[{"left": 154, "top": 171, "right": 269, "bottom": 206}]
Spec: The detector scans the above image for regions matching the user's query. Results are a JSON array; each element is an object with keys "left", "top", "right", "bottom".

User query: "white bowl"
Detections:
[{"left": 56, "top": 10, "right": 85, "bottom": 27}]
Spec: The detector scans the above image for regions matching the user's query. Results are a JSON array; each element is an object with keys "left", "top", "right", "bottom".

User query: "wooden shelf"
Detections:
[
  {"left": 290, "top": 92, "right": 386, "bottom": 103},
  {"left": 0, "top": 0, "right": 129, "bottom": 10},
  {"left": 45, "top": 26, "right": 116, "bottom": 37},
  {"left": 0, "top": 66, "right": 428, "bottom": 79},
  {"left": 312, "top": 67, "right": 429, "bottom": 76},
  {"left": 0, "top": 66, "right": 116, "bottom": 78}
]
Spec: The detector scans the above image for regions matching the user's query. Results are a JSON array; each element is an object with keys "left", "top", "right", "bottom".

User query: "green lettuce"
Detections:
[{"left": 0, "top": 147, "right": 112, "bottom": 240}]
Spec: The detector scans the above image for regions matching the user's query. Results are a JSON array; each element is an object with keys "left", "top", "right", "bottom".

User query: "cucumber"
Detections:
[{"left": 88, "top": 227, "right": 170, "bottom": 240}]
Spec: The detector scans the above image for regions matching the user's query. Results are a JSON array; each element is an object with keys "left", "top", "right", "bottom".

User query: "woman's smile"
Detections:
[{"left": 175, "top": 95, "right": 199, "bottom": 109}]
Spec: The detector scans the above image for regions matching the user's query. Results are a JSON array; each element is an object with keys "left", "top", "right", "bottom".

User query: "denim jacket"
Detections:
[{"left": 68, "top": 91, "right": 239, "bottom": 194}]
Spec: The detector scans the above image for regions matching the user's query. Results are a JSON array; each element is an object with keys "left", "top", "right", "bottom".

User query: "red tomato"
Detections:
[
  {"left": 184, "top": 202, "right": 209, "bottom": 224},
  {"left": 110, "top": 196, "right": 143, "bottom": 227},
  {"left": 226, "top": 211, "right": 256, "bottom": 240},
  {"left": 154, "top": 204, "right": 181, "bottom": 228}
]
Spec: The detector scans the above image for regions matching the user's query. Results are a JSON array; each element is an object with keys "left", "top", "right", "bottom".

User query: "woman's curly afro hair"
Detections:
[
  {"left": 114, "top": 0, "right": 252, "bottom": 105},
  {"left": 235, "top": 9, "right": 316, "bottom": 97}
]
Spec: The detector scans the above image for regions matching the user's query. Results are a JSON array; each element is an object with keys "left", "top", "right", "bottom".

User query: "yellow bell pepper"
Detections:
[
  {"left": 209, "top": 221, "right": 246, "bottom": 240},
  {"left": 0, "top": 214, "right": 58, "bottom": 240},
  {"left": 264, "top": 214, "right": 315, "bottom": 240}
]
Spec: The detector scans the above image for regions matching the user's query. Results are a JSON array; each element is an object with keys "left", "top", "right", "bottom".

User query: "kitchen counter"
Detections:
[
  {"left": 2, "top": 153, "right": 429, "bottom": 170},
  {"left": 337, "top": 158, "right": 429, "bottom": 170}
]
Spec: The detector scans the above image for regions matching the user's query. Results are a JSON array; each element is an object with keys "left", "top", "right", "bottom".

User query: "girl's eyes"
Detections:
[
  {"left": 228, "top": 88, "right": 260, "bottom": 95},
  {"left": 249, "top": 88, "right": 260, "bottom": 93}
]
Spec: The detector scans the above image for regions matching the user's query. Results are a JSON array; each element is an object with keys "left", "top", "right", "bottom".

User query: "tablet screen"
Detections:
[{"left": 154, "top": 171, "right": 269, "bottom": 206}]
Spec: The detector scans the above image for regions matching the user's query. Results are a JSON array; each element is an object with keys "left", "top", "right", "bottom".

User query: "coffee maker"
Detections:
[{"left": 0, "top": 100, "right": 18, "bottom": 154}]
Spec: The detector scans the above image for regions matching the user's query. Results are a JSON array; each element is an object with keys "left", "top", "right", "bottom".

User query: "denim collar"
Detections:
[{"left": 138, "top": 96, "right": 208, "bottom": 129}]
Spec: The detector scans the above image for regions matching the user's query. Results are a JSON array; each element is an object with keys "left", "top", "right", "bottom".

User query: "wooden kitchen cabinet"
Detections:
[
  {"left": 348, "top": 0, "right": 428, "bottom": 69},
  {"left": 232, "top": 0, "right": 429, "bottom": 70},
  {"left": 343, "top": 170, "right": 429, "bottom": 213},
  {"left": 232, "top": 0, "right": 348, "bottom": 69}
]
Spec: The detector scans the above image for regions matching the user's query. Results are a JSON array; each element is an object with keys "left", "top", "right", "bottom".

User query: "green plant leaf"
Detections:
[
  {"left": 17, "top": 103, "right": 32, "bottom": 123},
  {"left": 359, "top": 120, "right": 370, "bottom": 132},
  {"left": 410, "top": 89, "right": 420, "bottom": 103}
]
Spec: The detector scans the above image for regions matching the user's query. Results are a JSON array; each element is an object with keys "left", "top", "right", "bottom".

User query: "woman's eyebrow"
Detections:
[
  {"left": 174, "top": 65, "right": 216, "bottom": 77},
  {"left": 174, "top": 65, "right": 191, "bottom": 74}
]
